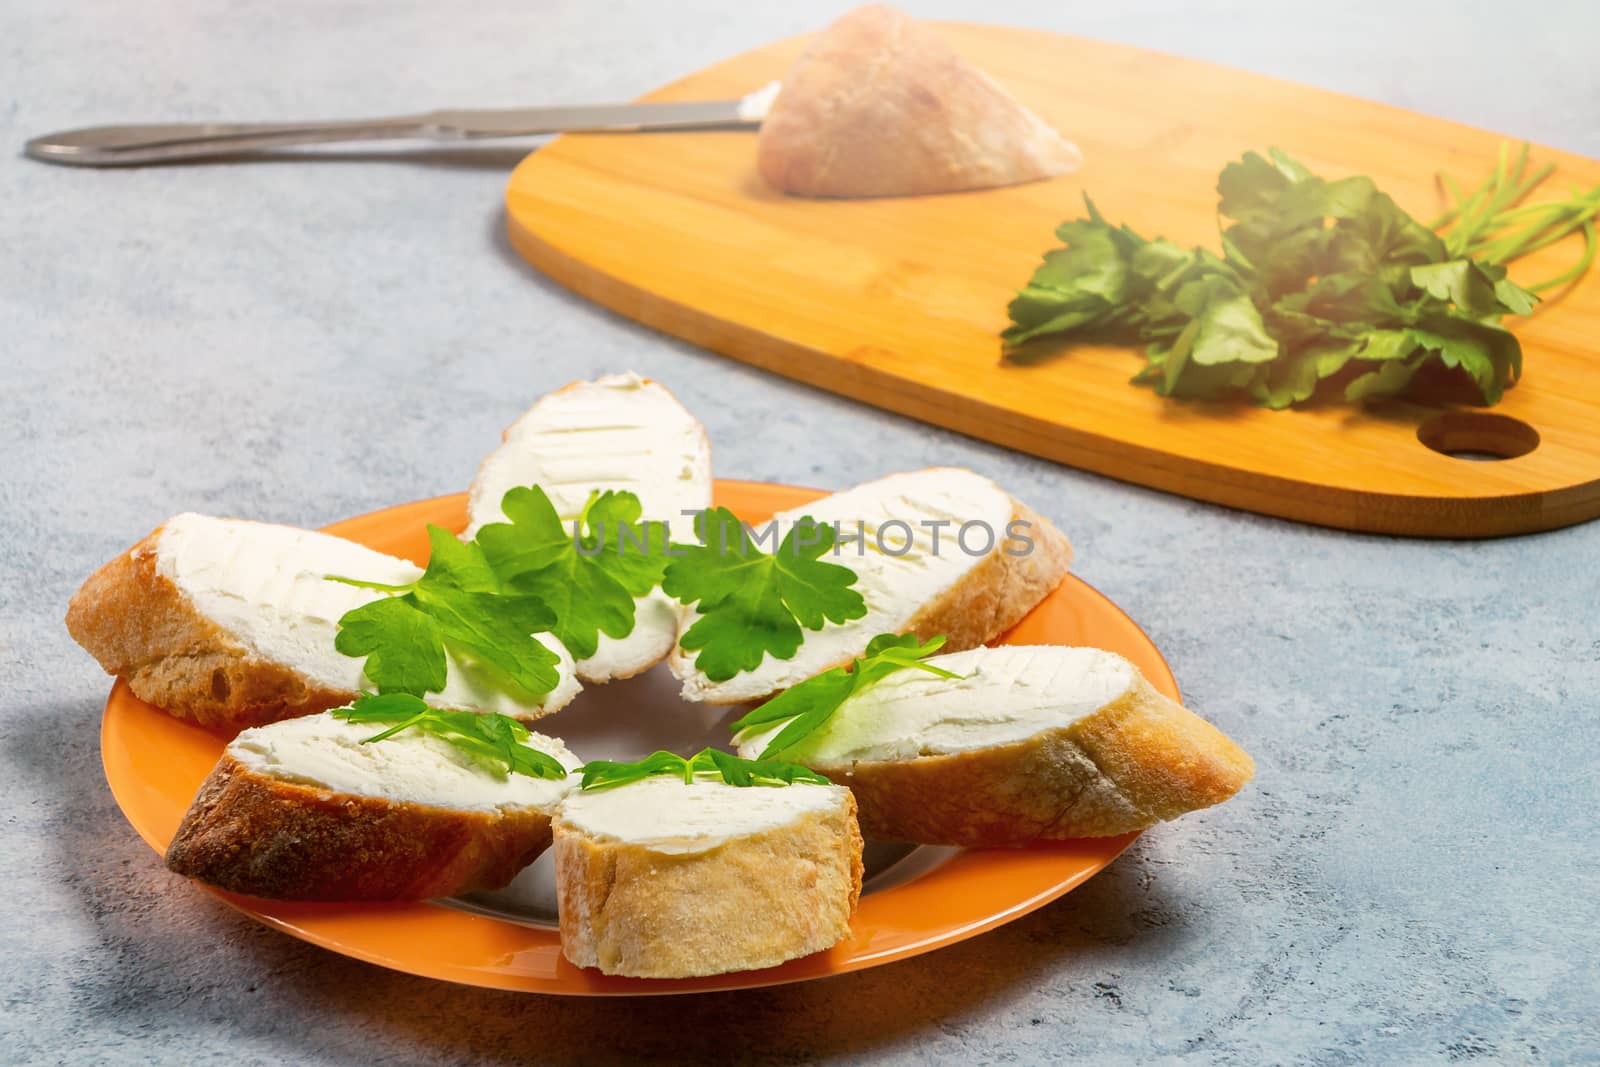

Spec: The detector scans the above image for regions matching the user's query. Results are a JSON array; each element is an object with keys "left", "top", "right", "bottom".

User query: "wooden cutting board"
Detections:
[{"left": 504, "top": 22, "right": 1600, "bottom": 538}]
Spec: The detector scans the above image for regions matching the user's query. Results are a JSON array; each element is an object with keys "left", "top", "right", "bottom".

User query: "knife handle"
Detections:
[{"left": 23, "top": 116, "right": 442, "bottom": 166}]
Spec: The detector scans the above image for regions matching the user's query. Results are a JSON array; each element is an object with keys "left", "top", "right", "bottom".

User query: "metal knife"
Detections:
[{"left": 23, "top": 90, "right": 775, "bottom": 167}]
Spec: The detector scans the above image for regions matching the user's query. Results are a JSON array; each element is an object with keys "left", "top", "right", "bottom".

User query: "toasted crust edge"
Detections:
[
  {"left": 552, "top": 790, "right": 863, "bottom": 978},
  {"left": 164, "top": 753, "right": 555, "bottom": 900},
  {"left": 65, "top": 529, "right": 353, "bottom": 730},
  {"left": 810, "top": 672, "right": 1255, "bottom": 846},
  {"left": 906, "top": 499, "right": 1073, "bottom": 652}
]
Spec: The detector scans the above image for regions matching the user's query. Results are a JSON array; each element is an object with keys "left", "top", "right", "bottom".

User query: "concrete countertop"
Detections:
[{"left": 3, "top": 1, "right": 1595, "bottom": 1063}]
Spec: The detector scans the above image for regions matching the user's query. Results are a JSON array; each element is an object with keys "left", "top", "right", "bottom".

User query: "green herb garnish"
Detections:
[
  {"left": 330, "top": 526, "right": 562, "bottom": 697},
  {"left": 1003, "top": 145, "right": 1600, "bottom": 408},
  {"left": 730, "top": 633, "right": 960, "bottom": 758},
  {"left": 476, "top": 486, "right": 670, "bottom": 661},
  {"left": 1431, "top": 142, "right": 1600, "bottom": 289},
  {"left": 331, "top": 692, "right": 568, "bottom": 780},
  {"left": 578, "top": 747, "right": 831, "bottom": 792},
  {"left": 331, "top": 486, "right": 672, "bottom": 698},
  {"left": 661, "top": 507, "right": 866, "bottom": 682}
]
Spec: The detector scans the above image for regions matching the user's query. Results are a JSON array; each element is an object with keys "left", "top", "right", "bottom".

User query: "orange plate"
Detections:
[{"left": 101, "top": 480, "right": 1173, "bottom": 995}]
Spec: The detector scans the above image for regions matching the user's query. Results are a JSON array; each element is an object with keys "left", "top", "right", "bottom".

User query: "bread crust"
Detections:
[
  {"left": 164, "top": 753, "right": 555, "bottom": 900},
  {"left": 810, "top": 673, "right": 1255, "bottom": 845},
  {"left": 65, "top": 529, "right": 352, "bottom": 730},
  {"left": 907, "top": 499, "right": 1072, "bottom": 652},
  {"left": 757, "top": 4, "right": 1081, "bottom": 198},
  {"left": 552, "top": 791, "right": 863, "bottom": 978}
]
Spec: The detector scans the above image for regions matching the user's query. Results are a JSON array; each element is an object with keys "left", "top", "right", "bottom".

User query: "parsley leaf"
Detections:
[
  {"left": 1002, "top": 144, "right": 1598, "bottom": 408},
  {"left": 475, "top": 486, "right": 669, "bottom": 661},
  {"left": 577, "top": 746, "right": 831, "bottom": 792},
  {"left": 331, "top": 525, "right": 561, "bottom": 698},
  {"left": 330, "top": 692, "right": 568, "bottom": 780},
  {"left": 730, "top": 634, "right": 961, "bottom": 758},
  {"left": 334, "top": 596, "right": 447, "bottom": 695},
  {"left": 660, "top": 507, "right": 866, "bottom": 682}
]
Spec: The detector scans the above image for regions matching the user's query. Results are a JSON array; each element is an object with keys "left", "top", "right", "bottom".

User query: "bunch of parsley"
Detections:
[{"left": 1004, "top": 146, "right": 1598, "bottom": 408}]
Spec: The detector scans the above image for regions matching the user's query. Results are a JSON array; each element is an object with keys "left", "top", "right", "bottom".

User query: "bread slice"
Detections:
[
  {"left": 465, "top": 372, "right": 713, "bottom": 684},
  {"left": 670, "top": 467, "right": 1072, "bottom": 704},
  {"left": 735, "top": 645, "right": 1254, "bottom": 845},
  {"left": 552, "top": 777, "right": 862, "bottom": 978},
  {"left": 65, "top": 513, "right": 581, "bottom": 730},
  {"left": 757, "top": 4, "right": 1082, "bottom": 198},
  {"left": 165, "top": 713, "right": 582, "bottom": 901}
]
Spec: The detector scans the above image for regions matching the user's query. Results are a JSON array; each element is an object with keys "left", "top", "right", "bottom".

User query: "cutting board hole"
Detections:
[{"left": 1417, "top": 413, "right": 1539, "bottom": 461}]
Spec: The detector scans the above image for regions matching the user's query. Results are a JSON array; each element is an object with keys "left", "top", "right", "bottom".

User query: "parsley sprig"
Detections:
[
  {"left": 1003, "top": 145, "right": 1600, "bottom": 408},
  {"left": 477, "top": 486, "right": 670, "bottom": 661},
  {"left": 330, "top": 486, "right": 670, "bottom": 698},
  {"left": 331, "top": 692, "right": 569, "bottom": 780},
  {"left": 1431, "top": 142, "right": 1600, "bottom": 290},
  {"left": 661, "top": 507, "right": 866, "bottom": 682},
  {"left": 329, "top": 698, "right": 823, "bottom": 789},
  {"left": 731, "top": 633, "right": 961, "bottom": 758},
  {"left": 330, "top": 526, "right": 562, "bottom": 698},
  {"left": 578, "top": 747, "right": 831, "bottom": 791}
]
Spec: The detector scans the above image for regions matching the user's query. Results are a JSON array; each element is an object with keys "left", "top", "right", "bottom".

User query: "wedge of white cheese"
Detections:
[
  {"left": 671, "top": 467, "right": 1071, "bottom": 704},
  {"left": 466, "top": 372, "right": 713, "bottom": 683},
  {"left": 231, "top": 712, "right": 581, "bottom": 812},
  {"left": 156, "top": 513, "right": 580, "bottom": 718}
]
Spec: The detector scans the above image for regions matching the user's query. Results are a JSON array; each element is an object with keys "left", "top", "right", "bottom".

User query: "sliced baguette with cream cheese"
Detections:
[
  {"left": 736, "top": 645, "right": 1254, "bottom": 845},
  {"left": 553, "top": 777, "right": 862, "bottom": 978},
  {"left": 466, "top": 373, "right": 712, "bottom": 684},
  {"left": 65, "top": 514, "right": 581, "bottom": 730},
  {"left": 165, "top": 713, "right": 581, "bottom": 900},
  {"left": 671, "top": 467, "right": 1072, "bottom": 704}
]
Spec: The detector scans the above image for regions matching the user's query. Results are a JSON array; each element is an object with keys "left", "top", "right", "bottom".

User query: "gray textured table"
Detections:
[{"left": 4, "top": 2, "right": 1597, "bottom": 1063}]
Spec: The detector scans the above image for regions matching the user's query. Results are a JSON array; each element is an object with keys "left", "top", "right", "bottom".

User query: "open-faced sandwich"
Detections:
[
  {"left": 758, "top": 4, "right": 1082, "bottom": 198},
  {"left": 66, "top": 513, "right": 580, "bottom": 729},
  {"left": 466, "top": 372, "right": 711, "bottom": 684},
  {"left": 166, "top": 698, "right": 581, "bottom": 901},
  {"left": 734, "top": 641, "right": 1254, "bottom": 846},
  {"left": 553, "top": 750, "right": 862, "bottom": 978},
  {"left": 667, "top": 466, "right": 1072, "bottom": 704}
]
